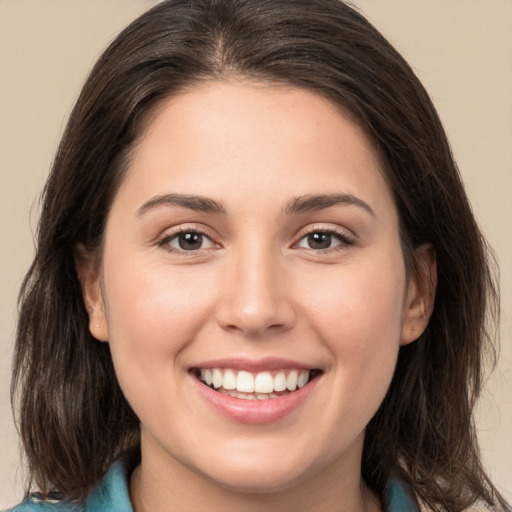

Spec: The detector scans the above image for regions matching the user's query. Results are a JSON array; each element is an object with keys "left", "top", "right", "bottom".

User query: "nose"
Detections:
[{"left": 215, "top": 246, "right": 296, "bottom": 338}]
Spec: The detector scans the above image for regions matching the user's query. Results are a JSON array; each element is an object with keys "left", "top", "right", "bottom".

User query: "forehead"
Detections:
[
  {"left": 137, "top": 80, "right": 380, "bottom": 167},
  {"left": 115, "top": 80, "right": 395, "bottom": 221}
]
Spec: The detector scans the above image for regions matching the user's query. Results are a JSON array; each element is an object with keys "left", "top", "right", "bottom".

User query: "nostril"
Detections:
[
  {"left": 217, "top": 309, "right": 297, "bottom": 337},
  {"left": 214, "top": 281, "right": 297, "bottom": 337}
]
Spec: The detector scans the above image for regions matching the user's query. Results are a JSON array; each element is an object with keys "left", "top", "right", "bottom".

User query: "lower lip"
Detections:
[{"left": 191, "top": 375, "right": 319, "bottom": 424}]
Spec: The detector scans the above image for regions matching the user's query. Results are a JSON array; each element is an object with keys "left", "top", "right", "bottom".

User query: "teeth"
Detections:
[
  {"left": 297, "top": 371, "right": 309, "bottom": 388},
  {"left": 254, "top": 372, "right": 274, "bottom": 393},
  {"left": 274, "top": 371, "right": 287, "bottom": 392},
  {"left": 286, "top": 370, "right": 298, "bottom": 391},
  {"left": 223, "top": 369, "right": 236, "bottom": 390},
  {"left": 212, "top": 368, "right": 223, "bottom": 389},
  {"left": 237, "top": 371, "right": 255, "bottom": 392},
  {"left": 198, "top": 368, "right": 312, "bottom": 394},
  {"left": 221, "top": 390, "right": 281, "bottom": 400}
]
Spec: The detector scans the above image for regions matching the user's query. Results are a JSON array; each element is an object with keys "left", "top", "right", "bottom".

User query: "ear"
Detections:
[
  {"left": 401, "top": 243, "right": 437, "bottom": 346},
  {"left": 75, "top": 245, "right": 109, "bottom": 342}
]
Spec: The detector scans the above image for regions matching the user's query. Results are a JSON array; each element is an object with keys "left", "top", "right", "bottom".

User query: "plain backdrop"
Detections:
[{"left": 0, "top": 0, "right": 511, "bottom": 507}]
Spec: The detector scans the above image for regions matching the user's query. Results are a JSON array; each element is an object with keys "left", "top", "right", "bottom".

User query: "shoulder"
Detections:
[
  {"left": 386, "top": 478, "right": 419, "bottom": 511},
  {"left": 1, "top": 495, "right": 83, "bottom": 512},
  {"left": 2, "top": 461, "right": 132, "bottom": 512}
]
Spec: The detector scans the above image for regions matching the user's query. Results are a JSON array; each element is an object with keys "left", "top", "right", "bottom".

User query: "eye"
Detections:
[
  {"left": 296, "top": 230, "right": 354, "bottom": 250},
  {"left": 160, "top": 230, "right": 216, "bottom": 252}
]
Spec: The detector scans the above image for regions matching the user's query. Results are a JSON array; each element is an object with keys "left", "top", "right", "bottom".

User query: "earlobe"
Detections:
[
  {"left": 401, "top": 243, "right": 437, "bottom": 346},
  {"left": 74, "top": 245, "right": 109, "bottom": 342}
]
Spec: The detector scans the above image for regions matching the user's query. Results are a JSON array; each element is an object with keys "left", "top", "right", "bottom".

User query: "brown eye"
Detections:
[
  {"left": 178, "top": 232, "right": 203, "bottom": 250},
  {"left": 297, "top": 230, "right": 354, "bottom": 251},
  {"left": 307, "top": 232, "right": 333, "bottom": 249},
  {"left": 162, "top": 231, "right": 215, "bottom": 252}
]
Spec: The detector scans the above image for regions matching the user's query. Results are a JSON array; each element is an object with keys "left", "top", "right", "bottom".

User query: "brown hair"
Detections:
[{"left": 12, "top": 0, "right": 509, "bottom": 510}]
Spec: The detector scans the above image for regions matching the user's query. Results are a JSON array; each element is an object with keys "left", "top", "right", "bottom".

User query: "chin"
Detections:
[
  {"left": 204, "top": 464, "right": 308, "bottom": 495},
  {"left": 190, "top": 444, "right": 327, "bottom": 495}
]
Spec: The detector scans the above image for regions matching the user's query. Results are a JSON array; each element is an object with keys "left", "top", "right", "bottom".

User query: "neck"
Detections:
[{"left": 129, "top": 433, "right": 381, "bottom": 512}]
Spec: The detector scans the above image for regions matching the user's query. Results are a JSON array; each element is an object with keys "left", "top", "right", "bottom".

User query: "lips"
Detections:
[{"left": 189, "top": 359, "right": 322, "bottom": 423}]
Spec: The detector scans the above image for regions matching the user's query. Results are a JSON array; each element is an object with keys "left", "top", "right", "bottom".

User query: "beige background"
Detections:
[{"left": 0, "top": 0, "right": 510, "bottom": 507}]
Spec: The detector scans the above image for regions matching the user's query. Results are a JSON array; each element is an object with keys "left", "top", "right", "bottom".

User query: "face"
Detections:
[{"left": 82, "top": 81, "right": 432, "bottom": 496}]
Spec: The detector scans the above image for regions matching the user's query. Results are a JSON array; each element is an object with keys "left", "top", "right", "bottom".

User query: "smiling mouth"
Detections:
[{"left": 191, "top": 368, "right": 323, "bottom": 400}]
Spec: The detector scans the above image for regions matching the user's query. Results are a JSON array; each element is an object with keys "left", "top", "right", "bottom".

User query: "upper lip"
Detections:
[{"left": 190, "top": 357, "right": 320, "bottom": 372}]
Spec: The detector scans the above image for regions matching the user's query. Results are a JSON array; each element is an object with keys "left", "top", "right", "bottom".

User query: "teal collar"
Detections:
[
  {"left": 385, "top": 477, "right": 418, "bottom": 511},
  {"left": 84, "top": 462, "right": 133, "bottom": 511},
  {"left": 14, "top": 461, "right": 418, "bottom": 511},
  {"left": 85, "top": 462, "right": 418, "bottom": 512}
]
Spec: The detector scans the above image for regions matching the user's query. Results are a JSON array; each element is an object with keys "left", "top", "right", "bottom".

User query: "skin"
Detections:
[{"left": 79, "top": 81, "right": 435, "bottom": 512}]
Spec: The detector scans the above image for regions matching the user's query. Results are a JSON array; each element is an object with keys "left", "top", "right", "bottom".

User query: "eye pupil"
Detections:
[
  {"left": 178, "top": 232, "right": 203, "bottom": 250},
  {"left": 308, "top": 232, "right": 331, "bottom": 249}
]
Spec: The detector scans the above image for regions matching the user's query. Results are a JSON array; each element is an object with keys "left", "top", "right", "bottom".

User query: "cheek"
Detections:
[
  {"left": 101, "top": 256, "right": 216, "bottom": 399},
  {"left": 306, "top": 259, "right": 405, "bottom": 350},
  {"left": 302, "top": 251, "right": 405, "bottom": 404},
  {"left": 303, "top": 263, "right": 405, "bottom": 449}
]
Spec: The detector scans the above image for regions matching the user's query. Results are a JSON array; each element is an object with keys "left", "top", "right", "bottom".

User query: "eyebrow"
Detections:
[
  {"left": 284, "top": 193, "right": 375, "bottom": 217},
  {"left": 137, "top": 192, "right": 374, "bottom": 218},
  {"left": 137, "top": 193, "right": 227, "bottom": 216}
]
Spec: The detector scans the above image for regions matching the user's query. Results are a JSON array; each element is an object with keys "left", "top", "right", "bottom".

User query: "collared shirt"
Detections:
[{"left": 5, "top": 462, "right": 419, "bottom": 511}]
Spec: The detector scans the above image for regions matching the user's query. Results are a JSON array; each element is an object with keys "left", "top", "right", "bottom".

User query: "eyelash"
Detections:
[
  {"left": 294, "top": 228, "right": 356, "bottom": 252},
  {"left": 157, "top": 226, "right": 356, "bottom": 254},
  {"left": 157, "top": 226, "right": 215, "bottom": 254}
]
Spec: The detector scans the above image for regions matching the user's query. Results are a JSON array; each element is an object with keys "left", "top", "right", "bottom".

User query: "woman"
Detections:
[{"left": 7, "top": 0, "right": 510, "bottom": 510}]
